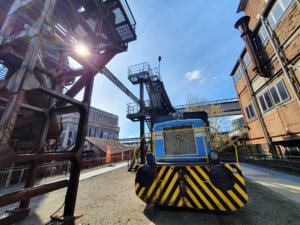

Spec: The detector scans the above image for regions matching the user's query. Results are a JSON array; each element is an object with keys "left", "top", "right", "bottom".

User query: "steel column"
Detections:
[
  {"left": 139, "top": 83, "right": 145, "bottom": 164},
  {"left": 63, "top": 69, "right": 95, "bottom": 219}
]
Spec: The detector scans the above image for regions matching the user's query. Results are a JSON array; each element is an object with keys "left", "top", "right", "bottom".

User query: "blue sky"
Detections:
[{"left": 87, "top": 0, "right": 246, "bottom": 138}]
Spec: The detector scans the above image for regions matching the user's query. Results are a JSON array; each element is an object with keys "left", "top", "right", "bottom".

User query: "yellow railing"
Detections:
[
  {"left": 132, "top": 126, "right": 239, "bottom": 166},
  {"left": 132, "top": 133, "right": 145, "bottom": 168},
  {"left": 207, "top": 126, "right": 239, "bottom": 164}
]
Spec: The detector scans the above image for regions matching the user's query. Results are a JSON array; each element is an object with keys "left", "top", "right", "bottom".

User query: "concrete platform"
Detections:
[{"left": 240, "top": 163, "right": 300, "bottom": 204}]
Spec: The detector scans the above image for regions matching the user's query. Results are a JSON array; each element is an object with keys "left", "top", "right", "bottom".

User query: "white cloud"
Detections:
[
  {"left": 185, "top": 70, "right": 207, "bottom": 85},
  {"left": 185, "top": 70, "right": 201, "bottom": 81}
]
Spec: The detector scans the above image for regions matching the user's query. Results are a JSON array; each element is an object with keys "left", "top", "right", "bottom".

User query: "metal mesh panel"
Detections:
[
  {"left": 74, "top": 25, "right": 88, "bottom": 38},
  {"left": 163, "top": 124, "right": 197, "bottom": 156},
  {"left": 116, "top": 23, "right": 135, "bottom": 41},
  {"left": 112, "top": 8, "right": 126, "bottom": 25},
  {"left": 86, "top": 18, "right": 96, "bottom": 31},
  {"left": 0, "top": 63, "right": 8, "bottom": 80}
]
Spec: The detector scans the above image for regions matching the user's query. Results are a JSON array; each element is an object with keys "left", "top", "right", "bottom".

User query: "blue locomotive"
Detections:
[{"left": 134, "top": 111, "right": 248, "bottom": 211}]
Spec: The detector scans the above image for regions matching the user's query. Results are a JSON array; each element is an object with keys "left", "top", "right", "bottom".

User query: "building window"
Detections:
[
  {"left": 268, "top": 0, "right": 294, "bottom": 29},
  {"left": 0, "top": 62, "right": 8, "bottom": 80},
  {"left": 245, "top": 103, "right": 256, "bottom": 120},
  {"left": 98, "top": 129, "right": 103, "bottom": 138},
  {"left": 259, "top": 90, "right": 274, "bottom": 112},
  {"left": 243, "top": 53, "right": 251, "bottom": 67},
  {"left": 233, "top": 64, "right": 244, "bottom": 83},
  {"left": 90, "top": 127, "right": 95, "bottom": 137},
  {"left": 269, "top": 79, "right": 290, "bottom": 105},
  {"left": 255, "top": 26, "right": 268, "bottom": 48},
  {"left": 103, "top": 131, "right": 108, "bottom": 139}
]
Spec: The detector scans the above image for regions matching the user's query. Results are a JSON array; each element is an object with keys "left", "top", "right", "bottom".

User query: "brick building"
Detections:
[
  {"left": 231, "top": 0, "right": 300, "bottom": 156},
  {"left": 60, "top": 106, "right": 120, "bottom": 149}
]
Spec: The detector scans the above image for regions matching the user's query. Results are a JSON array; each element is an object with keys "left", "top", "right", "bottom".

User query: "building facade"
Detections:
[
  {"left": 60, "top": 106, "right": 119, "bottom": 148},
  {"left": 231, "top": 0, "right": 300, "bottom": 156}
]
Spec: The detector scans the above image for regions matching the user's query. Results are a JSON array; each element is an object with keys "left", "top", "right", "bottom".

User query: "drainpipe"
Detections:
[
  {"left": 235, "top": 16, "right": 268, "bottom": 77},
  {"left": 239, "top": 57, "right": 274, "bottom": 150},
  {"left": 261, "top": 16, "right": 300, "bottom": 104}
]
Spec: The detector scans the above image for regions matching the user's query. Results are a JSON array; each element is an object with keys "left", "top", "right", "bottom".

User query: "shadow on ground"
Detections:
[{"left": 142, "top": 179, "right": 300, "bottom": 225}]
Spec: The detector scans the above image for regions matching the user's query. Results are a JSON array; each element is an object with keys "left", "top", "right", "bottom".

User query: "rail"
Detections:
[
  {"left": 119, "top": 0, "right": 136, "bottom": 30},
  {"left": 242, "top": 153, "right": 300, "bottom": 175},
  {"left": 127, "top": 100, "right": 150, "bottom": 114},
  {"left": 0, "top": 154, "right": 132, "bottom": 188},
  {"left": 175, "top": 97, "right": 239, "bottom": 109}
]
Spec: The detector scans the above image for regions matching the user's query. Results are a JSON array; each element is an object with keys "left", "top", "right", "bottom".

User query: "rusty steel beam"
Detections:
[
  {"left": 64, "top": 69, "right": 95, "bottom": 218},
  {"left": 0, "top": 179, "right": 69, "bottom": 208},
  {"left": 19, "top": 161, "right": 39, "bottom": 208},
  {"left": 58, "top": 51, "right": 117, "bottom": 105},
  {"left": 50, "top": 105, "right": 79, "bottom": 117},
  {"left": 0, "top": 208, "right": 30, "bottom": 225},
  {"left": 37, "top": 86, "right": 85, "bottom": 108},
  {"left": 0, "top": 0, "right": 137, "bottom": 223},
  {"left": 55, "top": 68, "right": 86, "bottom": 83}
]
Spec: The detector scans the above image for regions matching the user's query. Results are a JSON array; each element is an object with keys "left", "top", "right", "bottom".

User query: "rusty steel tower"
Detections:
[{"left": 0, "top": 0, "right": 136, "bottom": 224}]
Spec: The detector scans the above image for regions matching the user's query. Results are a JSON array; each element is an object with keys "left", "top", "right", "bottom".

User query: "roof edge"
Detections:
[{"left": 237, "top": 0, "right": 248, "bottom": 13}]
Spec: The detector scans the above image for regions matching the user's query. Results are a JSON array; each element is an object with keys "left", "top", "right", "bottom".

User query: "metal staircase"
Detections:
[{"left": 127, "top": 62, "right": 174, "bottom": 130}]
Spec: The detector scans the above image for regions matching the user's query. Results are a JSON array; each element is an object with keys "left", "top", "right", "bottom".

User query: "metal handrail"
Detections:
[
  {"left": 175, "top": 98, "right": 239, "bottom": 109},
  {"left": 119, "top": 0, "right": 136, "bottom": 28},
  {"left": 133, "top": 133, "right": 145, "bottom": 168}
]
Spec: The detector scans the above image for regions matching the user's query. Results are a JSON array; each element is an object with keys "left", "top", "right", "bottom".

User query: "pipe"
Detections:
[
  {"left": 235, "top": 16, "right": 268, "bottom": 77},
  {"left": 239, "top": 57, "right": 273, "bottom": 148},
  {"left": 261, "top": 16, "right": 300, "bottom": 104}
]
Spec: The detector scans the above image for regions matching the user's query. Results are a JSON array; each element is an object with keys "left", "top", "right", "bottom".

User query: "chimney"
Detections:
[{"left": 235, "top": 16, "right": 268, "bottom": 77}]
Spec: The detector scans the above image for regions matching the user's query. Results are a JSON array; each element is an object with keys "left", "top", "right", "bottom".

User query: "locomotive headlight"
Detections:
[{"left": 209, "top": 151, "right": 219, "bottom": 160}]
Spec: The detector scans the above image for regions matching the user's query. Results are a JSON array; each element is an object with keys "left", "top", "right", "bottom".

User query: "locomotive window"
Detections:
[{"left": 162, "top": 124, "right": 197, "bottom": 156}]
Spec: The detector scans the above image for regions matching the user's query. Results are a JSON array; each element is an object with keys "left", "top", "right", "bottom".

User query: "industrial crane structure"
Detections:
[{"left": 0, "top": 0, "right": 136, "bottom": 224}]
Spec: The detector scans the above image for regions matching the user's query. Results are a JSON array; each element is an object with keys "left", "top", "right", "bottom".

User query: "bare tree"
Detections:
[{"left": 185, "top": 95, "right": 230, "bottom": 152}]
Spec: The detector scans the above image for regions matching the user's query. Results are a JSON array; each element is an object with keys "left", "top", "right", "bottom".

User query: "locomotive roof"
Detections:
[{"left": 156, "top": 111, "right": 208, "bottom": 124}]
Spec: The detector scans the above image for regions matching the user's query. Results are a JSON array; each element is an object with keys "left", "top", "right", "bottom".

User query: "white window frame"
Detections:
[
  {"left": 233, "top": 64, "right": 244, "bottom": 83},
  {"left": 256, "top": 25, "right": 268, "bottom": 47},
  {"left": 243, "top": 52, "right": 251, "bottom": 68},
  {"left": 258, "top": 90, "right": 274, "bottom": 112},
  {"left": 268, "top": 0, "right": 294, "bottom": 29},
  {"left": 256, "top": 0, "right": 294, "bottom": 49},
  {"left": 245, "top": 103, "right": 256, "bottom": 120},
  {"left": 269, "top": 79, "right": 290, "bottom": 106}
]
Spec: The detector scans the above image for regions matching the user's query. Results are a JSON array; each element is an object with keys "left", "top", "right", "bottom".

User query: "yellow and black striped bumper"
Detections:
[{"left": 135, "top": 164, "right": 248, "bottom": 211}]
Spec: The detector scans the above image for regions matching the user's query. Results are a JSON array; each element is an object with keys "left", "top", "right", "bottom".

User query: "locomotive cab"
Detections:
[
  {"left": 152, "top": 112, "right": 219, "bottom": 165},
  {"left": 134, "top": 111, "right": 248, "bottom": 211}
]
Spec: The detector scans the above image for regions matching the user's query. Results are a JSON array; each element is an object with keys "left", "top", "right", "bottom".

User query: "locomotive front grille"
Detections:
[{"left": 163, "top": 124, "right": 197, "bottom": 156}]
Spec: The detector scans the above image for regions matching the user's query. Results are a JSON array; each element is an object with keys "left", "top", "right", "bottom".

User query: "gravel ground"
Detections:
[{"left": 1, "top": 165, "right": 300, "bottom": 225}]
